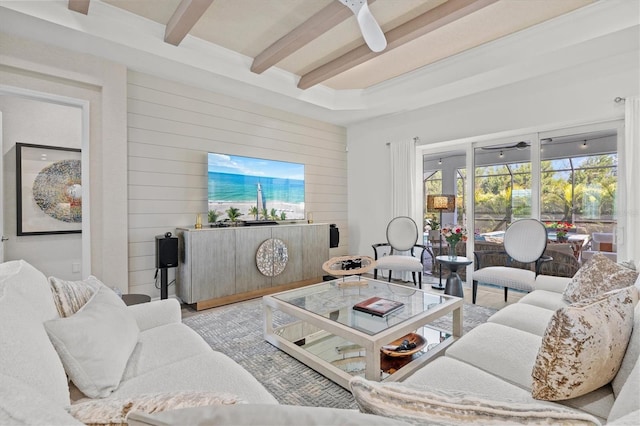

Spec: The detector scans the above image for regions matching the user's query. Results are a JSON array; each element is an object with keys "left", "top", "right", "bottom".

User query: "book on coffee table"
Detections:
[{"left": 353, "top": 296, "right": 404, "bottom": 317}]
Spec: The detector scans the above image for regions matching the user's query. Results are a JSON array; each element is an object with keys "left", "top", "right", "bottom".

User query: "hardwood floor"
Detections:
[{"left": 180, "top": 273, "right": 523, "bottom": 317}]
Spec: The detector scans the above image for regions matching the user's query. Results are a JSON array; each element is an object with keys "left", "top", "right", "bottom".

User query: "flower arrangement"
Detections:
[
  {"left": 545, "top": 221, "right": 576, "bottom": 238},
  {"left": 441, "top": 225, "right": 468, "bottom": 246}
]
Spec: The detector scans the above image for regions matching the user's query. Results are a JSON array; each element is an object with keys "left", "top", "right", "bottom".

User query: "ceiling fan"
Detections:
[
  {"left": 481, "top": 141, "right": 530, "bottom": 151},
  {"left": 338, "top": 0, "right": 387, "bottom": 52}
]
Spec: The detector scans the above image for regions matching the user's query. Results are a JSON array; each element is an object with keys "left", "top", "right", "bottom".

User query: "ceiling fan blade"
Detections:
[{"left": 338, "top": 0, "right": 387, "bottom": 52}]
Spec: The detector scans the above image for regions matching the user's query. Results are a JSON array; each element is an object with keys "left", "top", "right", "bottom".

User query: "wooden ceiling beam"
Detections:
[
  {"left": 165, "top": 0, "right": 214, "bottom": 46},
  {"left": 251, "top": 0, "right": 377, "bottom": 75},
  {"left": 298, "top": 0, "right": 498, "bottom": 90},
  {"left": 68, "top": 0, "right": 90, "bottom": 15}
]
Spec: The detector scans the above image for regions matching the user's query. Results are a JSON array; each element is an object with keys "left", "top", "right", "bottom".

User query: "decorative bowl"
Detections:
[{"left": 380, "top": 333, "right": 427, "bottom": 357}]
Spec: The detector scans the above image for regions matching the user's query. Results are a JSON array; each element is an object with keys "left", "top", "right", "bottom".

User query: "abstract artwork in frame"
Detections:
[{"left": 16, "top": 143, "right": 82, "bottom": 236}]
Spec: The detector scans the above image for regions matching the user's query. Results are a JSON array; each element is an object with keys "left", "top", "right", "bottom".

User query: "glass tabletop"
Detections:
[{"left": 271, "top": 276, "right": 448, "bottom": 336}]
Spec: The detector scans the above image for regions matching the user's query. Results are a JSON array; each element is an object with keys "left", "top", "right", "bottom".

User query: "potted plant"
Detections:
[
  {"left": 441, "top": 225, "right": 468, "bottom": 257},
  {"left": 425, "top": 215, "right": 441, "bottom": 241},
  {"left": 208, "top": 209, "right": 221, "bottom": 223}
]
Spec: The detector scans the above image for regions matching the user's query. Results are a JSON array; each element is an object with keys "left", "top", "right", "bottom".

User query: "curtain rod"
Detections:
[
  {"left": 386, "top": 137, "right": 419, "bottom": 146},
  {"left": 614, "top": 97, "right": 626, "bottom": 103}
]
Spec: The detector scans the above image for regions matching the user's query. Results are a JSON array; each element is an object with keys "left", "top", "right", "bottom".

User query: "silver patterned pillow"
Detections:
[
  {"left": 563, "top": 253, "right": 638, "bottom": 303},
  {"left": 70, "top": 391, "right": 245, "bottom": 426},
  {"left": 532, "top": 286, "right": 638, "bottom": 401},
  {"left": 349, "top": 377, "right": 600, "bottom": 425},
  {"left": 49, "top": 275, "right": 103, "bottom": 317}
]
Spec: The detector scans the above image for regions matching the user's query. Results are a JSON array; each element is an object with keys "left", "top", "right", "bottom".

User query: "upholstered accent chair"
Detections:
[
  {"left": 471, "top": 219, "right": 551, "bottom": 304},
  {"left": 581, "top": 232, "right": 617, "bottom": 263},
  {"left": 372, "top": 216, "right": 427, "bottom": 288}
]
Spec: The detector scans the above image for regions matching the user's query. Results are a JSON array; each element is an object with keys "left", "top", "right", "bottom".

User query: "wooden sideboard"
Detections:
[{"left": 176, "top": 223, "right": 330, "bottom": 310}]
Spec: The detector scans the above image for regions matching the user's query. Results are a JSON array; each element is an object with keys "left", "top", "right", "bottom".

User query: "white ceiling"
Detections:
[{"left": 0, "top": 0, "right": 636, "bottom": 126}]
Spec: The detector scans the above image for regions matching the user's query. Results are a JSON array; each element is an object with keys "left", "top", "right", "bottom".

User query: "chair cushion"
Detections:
[
  {"left": 375, "top": 255, "right": 423, "bottom": 272},
  {"left": 44, "top": 285, "right": 140, "bottom": 398},
  {"left": 532, "top": 286, "right": 637, "bottom": 401},
  {"left": 563, "top": 253, "right": 638, "bottom": 303},
  {"left": 608, "top": 361, "right": 640, "bottom": 423},
  {"left": 473, "top": 266, "right": 536, "bottom": 292},
  {"left": 349, "top": 376, "right": 600, "bottom": 426},
  {"left": 519, "top": 290, "right": 569, "bottom": 311}
]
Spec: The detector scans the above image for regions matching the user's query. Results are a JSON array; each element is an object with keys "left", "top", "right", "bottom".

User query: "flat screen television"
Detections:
[{"left": 208, "top": 153, "right": 305, "bottom": 222}]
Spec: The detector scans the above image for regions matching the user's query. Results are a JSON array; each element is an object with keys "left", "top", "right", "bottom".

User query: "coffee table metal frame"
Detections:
[{"left": 263, "top": 277, "right": 463, "bottom": 389}]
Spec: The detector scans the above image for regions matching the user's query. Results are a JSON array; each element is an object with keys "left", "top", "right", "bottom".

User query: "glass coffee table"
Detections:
[{"left": 263, "top": 276, "right": 463, "bottom": 389}]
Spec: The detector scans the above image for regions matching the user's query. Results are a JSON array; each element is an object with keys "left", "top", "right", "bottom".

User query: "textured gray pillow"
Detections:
[
  {"left": 44, "top": 285, "right": 139, "bottom": 398},
  {"left": 563, "top": 253, "right": 638, "bottom": 303},
  {"left": 349, "top": 376, "right": 600, "bottom": 425},
  {"left": 532, "top": 286, "right": 638, "bottom": 401}
]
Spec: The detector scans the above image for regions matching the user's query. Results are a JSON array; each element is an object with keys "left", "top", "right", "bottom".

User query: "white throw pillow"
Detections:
[
  {"left": 349, "top": 377, "right": 600, "bottom": 425},
  {"left": 532, "top": 286, "right": 638, "bottom": 401},
  {"left": 49, "top": 275, "right": 103, "bottom": 317},
  {"left": 44, "top": 285, "right": 140, "bottom": 398}
]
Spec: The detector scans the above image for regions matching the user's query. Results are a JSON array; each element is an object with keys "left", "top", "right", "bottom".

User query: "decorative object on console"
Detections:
[
  {"left": 195, "top": 213, "right": 202, "bottom": 229},
  {"left": 16, "top": 142, "right": 82, "bottom": 235},
  {"left": 563, "top": 253, "right": 638, "bottom": 303},
  {"left": 256, "top": 238, "right": 289, "bottom": 277},
  {"left": 426, "top": 194, "right": 456, "bottom": 290},
  {"left": 532, "top": 286, "right": 637, "bottom": 401}
]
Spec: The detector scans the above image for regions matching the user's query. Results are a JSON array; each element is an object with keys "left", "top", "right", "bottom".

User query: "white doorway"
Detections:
[{"left": 0, "top": 87, "right": 90, "bottom": 277}]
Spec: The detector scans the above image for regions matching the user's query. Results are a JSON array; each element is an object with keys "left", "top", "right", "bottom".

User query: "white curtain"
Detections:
[
  {"left": 389, "top": 139, "right": 416, "bottom": 218},
  {"left": 388, "top": 139, "right": 417, "bottom": 281},
  {"left": 624, "top": 97, "right": 640, "bottom": 266}
]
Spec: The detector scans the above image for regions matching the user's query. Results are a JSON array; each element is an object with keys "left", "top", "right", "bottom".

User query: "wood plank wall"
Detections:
[{"left": 126, "top": 71, "right": 348, "bottom": 297}]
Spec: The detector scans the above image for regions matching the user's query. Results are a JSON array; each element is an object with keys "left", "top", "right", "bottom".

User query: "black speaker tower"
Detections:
[{"left": 156, "top": 232, "right": 178, "bottom": 299}]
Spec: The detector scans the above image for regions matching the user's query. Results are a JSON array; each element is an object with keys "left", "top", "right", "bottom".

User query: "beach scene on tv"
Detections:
[{"left": 208, "top": 153, "right": 305, "bottom": 223}]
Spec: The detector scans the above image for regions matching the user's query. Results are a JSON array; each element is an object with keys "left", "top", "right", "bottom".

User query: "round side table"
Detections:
[{"left": 435, "top": 256, "right": 473, "bottom": 298}]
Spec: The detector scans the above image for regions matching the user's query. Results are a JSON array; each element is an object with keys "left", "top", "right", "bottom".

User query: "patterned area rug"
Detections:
[{"left": 183, "top": 298, "right": 497, "bottom": 409}]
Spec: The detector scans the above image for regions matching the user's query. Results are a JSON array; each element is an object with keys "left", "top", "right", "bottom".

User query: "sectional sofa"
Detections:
[
  {"left": 349, "top": 254, "right": 640, "bottom": 425},
  {"left": 0, "top": 260, "right": 400, "bottom": 425},
  {"left": 3, "top": 254, "right": 638, "bottom": 425}
]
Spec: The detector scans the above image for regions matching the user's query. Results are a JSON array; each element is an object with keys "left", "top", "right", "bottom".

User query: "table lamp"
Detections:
[{"left": 426, "top": 194, "right": 456, "bottom": 290}]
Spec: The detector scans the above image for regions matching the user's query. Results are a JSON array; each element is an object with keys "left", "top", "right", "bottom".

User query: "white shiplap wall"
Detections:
[{"left": 127, "top": 71, "right": 348, "bottom": 297}]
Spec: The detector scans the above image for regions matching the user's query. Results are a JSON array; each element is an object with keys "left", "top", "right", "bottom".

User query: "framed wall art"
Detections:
[{"left": 16, "top": 143, "right": 82, "bottom": 236}]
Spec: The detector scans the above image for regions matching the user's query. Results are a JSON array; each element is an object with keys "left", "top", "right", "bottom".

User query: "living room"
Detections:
[{"left": 0, "top": 0, "right": 639, "bottom": 424}]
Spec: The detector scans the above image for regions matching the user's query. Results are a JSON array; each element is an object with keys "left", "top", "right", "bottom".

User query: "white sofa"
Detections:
[
  {"left": 1, "top": 260, "right": 406, "bottom": 426},
  {"left": 350, "top": 270, "right": 640, "bottom": 425}
]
